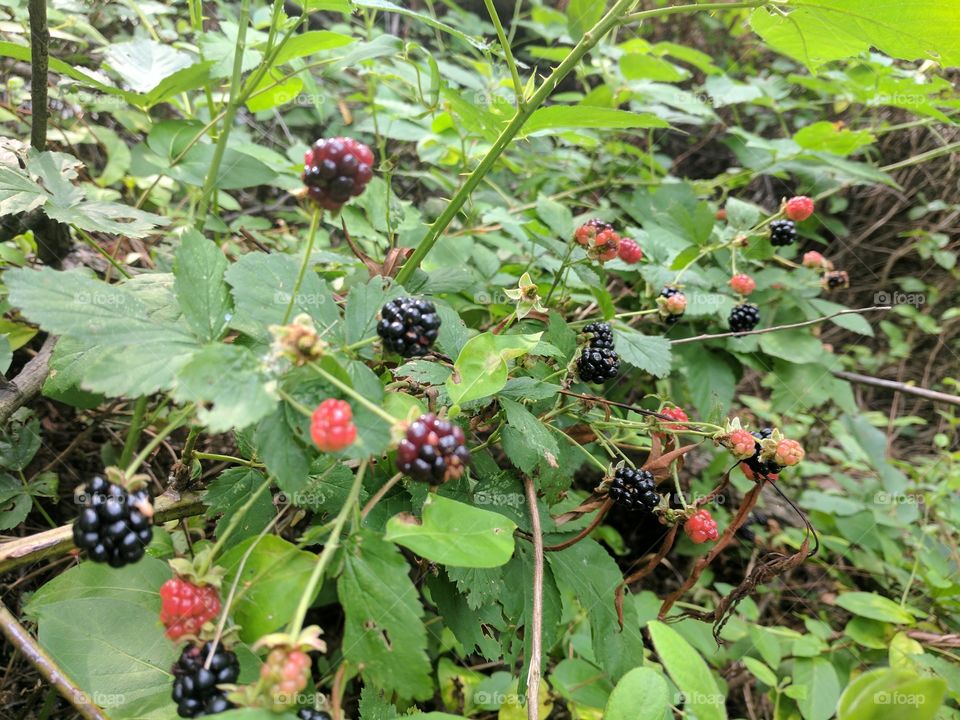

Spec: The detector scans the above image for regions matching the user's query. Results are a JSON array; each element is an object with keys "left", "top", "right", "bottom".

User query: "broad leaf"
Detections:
[
  {"left": 614, "top": 327, "right": 672, "bottom": 377},
  {"left": 104, "top": 39, "right": 194, "bottom": 93},
  {"left": 446, "top": 332, "right": 541, "bottom": 406},
  {"left": 648, "top": 621, "right": 727, "bottom": 720},
  {"left": 173, "top": 229, "right": 231, "bottom": 342},
  {"left": 605, "top": 667, "right": 671, "bottom": 720},
  {"left": 520, "top": 106, "right": 668, "bottom": 137},
  {"left": 835, "top": 592, "right": 916, "bottom": 624}
]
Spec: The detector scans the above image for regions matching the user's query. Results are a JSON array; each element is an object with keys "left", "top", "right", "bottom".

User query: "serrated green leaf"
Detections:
[
  {"left": 173, "top": 229, "right": 231, "bottom": 342},
  {"left": 520, "top": 106, "right": 668, "bottom": 137},
  {"left": 499, "top": 397, "right": 560, "bottom": 473},
  {"left": 613, "top": 327, "right": 672, "bottom": 377},
  {"left": 204, "top": 468, "right": 275, "bottom": 551},
  {"left": 104, "top": 39, "right": 194, "bottom": 93}
]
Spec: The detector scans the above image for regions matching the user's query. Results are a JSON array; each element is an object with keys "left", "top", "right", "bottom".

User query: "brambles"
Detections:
[
  {"left": 657, "top": 286, "right": 686, "bottom": 324},
  {"left": 310, "top": 399, "right": 357, "bottom": 452},
  {"left": 577, "top": 322, "right": 620, "bottom": 384},
  {"left": 784, "top": 195, "right": 814, "bottom": 221},
  {"left": 618, "top": 237, "right": 643, "bottom": 264},
  {"left": 574, "top": 219, "right": 620, "bottom": 262},
  {"left": 72, "top": 476, "right": 153, "bottom": 568},
  {"left": 729, "top": 273, "right": 756, "bottom": 295},
  {"left": 397, "top": 414, "right": 470, "bottom": 483},
  {"left": 729, "top": 303, "right": 760, "bottom": 334},
  {"left": 302, "top": 137, "right": 374, "bottom": 210},
  {"left": 260, "top": 647, "right": 311, "bottom": 708},
  {"left": 769, "top": 219, "right": 797, "bottom": 246},
  {"left": 608, "top": 467, "right": 659, "bottom": 512},
  {"left": 684, "top": 509, "right": 719, "bottom": 544},
  {"left": 376, "top": 297, "right": 441, "bottom": 358},
  {"left": 160, "top": 578, "right": 222, "bottom": 641},
  {"left": 171, "top": 641, "right": 239, "bottom": 718}
]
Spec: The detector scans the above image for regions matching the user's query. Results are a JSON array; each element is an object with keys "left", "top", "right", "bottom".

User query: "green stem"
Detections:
[
  {"left": 307, "top": 363, "right": 399, "bottom": 425},
  {"left": 483, "top": 0, "right": 524, "bottom": 104},
  {"left": 393, "top": 0, "right": 640, "bottom": 285},
  {"left": 195, "top": 451, "right": 264, "bottom": 468},
  {"left": 345, "top": 335, "right": 378, "bottom": 352},
  {"left": 544, "top": 241, "right": 576, "bottom": 306},
  {"left": 74, "top": 228, "right": 132, "bottom": 279},
  {"left": 621, "top": 0, "right": 768, "bottom": 23},
  {"left": 277, "top": 388, "right": 315, "bottom": 418},
  {"left": 124, "top": 405, "right": 195, "bottom": 477},
  {"left": 289, "top": 460, "right": 368, "bottom": 636},
  {"left": 119, "top": 397, "right": 149, "bottom": 468},
  {"left": 282, "top": 207, "right": 323, "bottom": 324}
]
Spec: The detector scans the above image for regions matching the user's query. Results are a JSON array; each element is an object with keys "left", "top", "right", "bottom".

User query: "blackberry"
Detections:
[
  {"left": 577, "top": 346, "right": 620, "bottom": 384},
  {"left": 769, "top": 219, "right": 797, "bottom": 246},
  {"left": 609, "top": 468, "right": 659, "bottom": 512},
  {"left": 72, "top": 476, "right": 153, "bottom": 568},
  {"left": 302, "top": 137, "right": 374, "bottom": 210},
  {"left": 659, "top": 286, "right": 686, "bottom": 324},
  {"left": 743, "top": 428, "right": 783, "bottom": 480},
  {"left": 171, "top": 641, "right": 240, "bottom": 718},
  {"left": 397, "top": 414, "right": 470, "bottom": 483},
  {"left": 574, "top": 219, "right": 614, "bottom": 245},
  {"left": 376, "top": 297, "right": 441, "bottom": 358},
  {"left": 824, "top": 270, "right": 849, "bottom": 290},
  {"left": 582, "top": 322, "right": 614, "bottom": 349},
  {"left": 728, "top": 303, "right": 760, "bottom": 334},
  {"left": 298, "top": 711, "right": 333, "bottom": 720}
]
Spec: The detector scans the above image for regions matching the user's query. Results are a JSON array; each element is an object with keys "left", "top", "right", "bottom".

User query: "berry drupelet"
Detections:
[
  {"left": 72, "top": 476, "right": 153, "bottom": 568},
  {"left": 302, "top": 137, "right": 374, "bottom": 210},
  {"left": 618, "top": 237, "right": 643, "bottom": 264},
  {"left": 609, "top": 468, "right": 659, "bottom": 513},
  {"left": 171, "top": 641, "right": 240, "bottom": 718},
  {"left": 769, "top": 219, "right": 797, "bottom": 246},
  {"left": 684, "top": 509, "right": 719, "bottom": 544},
  {"left": 729, "top": 303, "right": 760, "bottom": 334},
  {"left": 376, "top": 297, "right": 441, "bottom": 358},
  {"left": 397, "top": 414, "right": 470, "bottom": 483}
]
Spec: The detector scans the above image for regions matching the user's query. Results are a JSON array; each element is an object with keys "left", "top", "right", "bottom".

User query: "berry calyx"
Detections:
[
  {"left": 160, "top": 578, "right": 222, "bottom": 641},
  {"left": 729, "top": 274, "right": 756, "bottom": 296},
  {"left": 397, "top": 414, "right": 470, "bottom": 483},
  {"left": 72, "top": 475, "right": 153, "bottom": 568},
  {"left": 726, "top": 429, "right": 758, "bottom": 459},
  {"left": 310, "top": 399, "right": 357, "bottom": 453},
  {"left": 769, "top": 219, "right": 797, "bottom": 247},
  {"left": 784, "top": 196, "right": 814, "bottom": 222},
  {"left": 802, "top": 251, "right": 830, "bottom": 270},
  {"left": 171, "top": 641, "right": 240, "bottom": 718},
  {"left": 774, "top": 438, "right": 805, "bottom": 467},
  {"left": 302, "top": 137, "right": 374, "bottom": 210},
  {"left": 684, "top": 509, "right": 719, "bottom": 544},
  {"left": 660, "top": 406, "right": 689, "bottom": 431},
  {"left": 376, "top": 297, "right": 441, "bottom": 358},
  {"left": 823, "top": 270, "right": 849, "bottom": 290},
  {"left": 574, "top": 219, "right": 621, "bottom": 262},
  {"left": 729, "top": 303, "right": 760, "bottom": 334},
  {"left": 260, "top": 647, "right": 312, "bottom": 708},
  {"left": 658, "top": 287, "right": 686, "bottom": 323},
  {"left": 608, "top": 467, "right": 659, "bottom": 513},
  {"left": 618, "top": 238, "right": 643, "bottom": 264}
]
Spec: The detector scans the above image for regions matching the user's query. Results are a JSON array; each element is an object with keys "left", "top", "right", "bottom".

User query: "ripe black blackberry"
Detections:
[
  {"left": 376, "top": 297, "right": 441, "bottom": 357},
  {"left": 769, "top": 219, "right": 797, "bottom": 246},
  {"left": 577, "top": 346, "right": 620, "bottom": 384},
  {"left": 743, "top": 428, "right": 783, "bottom": 479},
  {"left": 298, "top": 710, "right": 333, "bottom": 720},
  {"left": 729, "top": 303, "right": 760, "bottom": 334},
  {"left": 397, "top": 414, "right": 470, "bottom": 483},
  {"left": 72, "top": 476, "right": 153, "bottom": 568},
  {"left": 302, "top": 137, "right": 374, "bottom": 210},
  {"left": 582, "top": 322, "right": 614, "bottom": 349},
  {"left": 609, "top": 468, "right": 659, "bottom": 512},
  {"left": 171, "top": 641, "right": 240, "bottom": 718}
]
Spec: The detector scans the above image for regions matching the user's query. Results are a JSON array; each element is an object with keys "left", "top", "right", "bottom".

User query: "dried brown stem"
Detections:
[
  {"left": 523, "top": 475, "right": 543, "bottom": 720},
  {"left": 543, "top": 498, "right": 612, "bottom": 552}
]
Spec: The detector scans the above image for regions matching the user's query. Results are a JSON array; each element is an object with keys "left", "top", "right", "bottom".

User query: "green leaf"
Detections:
[
  {"left": 174, "top": 229, "right": 231, "bottom": 342},
  {"left": 245, "top": 71, "right": 305, "bottom": 113},
  {"left": 793, "top": 657, "right": 841, "bottom": 720},
  {"left": 807, "top": 299, "right": 875, "bottom": 337},
  {"left": 648, "top": 621, "right": 727, "bottom": 720},
  {"left": 0, "top": 473, "right": 32, "bottom": 530},
  {"left": 204, "top": 468, "right": 275, "bottom": 551},
  {"left": 743, "top": 657, "right": 778, "bottom": 686},
  {"left": 385, "top": 495, "right": 517, "bottom": 568},
  {"left": 500, "top": 397, "right": 560, "bottom": 474},
  {"left": 759, "top": 329, "right": 826, "bottom": 364},
  {"left": 339, "top": 530, "right": 433, "bottom": 700},
  {"left": 614, "top": 327, "right": 672, "bottom": 377},
  {"left": 677, "top": 346, "right": 736, "bottom": 419},
  {"left": 520, "top": 106, "right": 668, "bottom": 137},
  {"left": 103, "top": 39, "right": 194, "bottom": 93},
  {"left": 794, "top": 121, "right": 874, "bottom": 155},
  {"left": 750, "top": 1, "right": 960, "bottom": 70},
  {"left": 446, "top": 332, "right": 541, "bottom": 406},
  {"left": 345, "top": 276, "right": 399, "bottom": 346},
  {"left": 0, "top": 410, "right": 40, "bottom": 471},
  {"left": 567, "top": 0, "right": 605, "bottom": 40},
  {"left": 620, "top": 53, "right": 688, "bottom": 82},
  {"left": 354, "top": 0, "right": 487, "bottom": 50},
  {"left": 837, "top": 667, "right": 946, "bottom": 720},
  {"left": 835, "top": 592, "right": 916, "bottom": 624},
  {"left": 0, "top": 164, "right": 46, "bottom": 214},
  {"left": 220, "top": 535, "right": 319, "bottom": 643},
  {"left": 536, "top": 194, "right": 574, "bottom": 239},
  {"left": 173, "top": 144, "right": 277, "bottom": 190},
  {"left": 604, "top": 667, "right": 671, "bottom": 720},
  {"left": 256, "top": 406, "right": 312, "bottom": 497},
  {"left": 273, "top": 30, "right": 356, "bottom": 64}
]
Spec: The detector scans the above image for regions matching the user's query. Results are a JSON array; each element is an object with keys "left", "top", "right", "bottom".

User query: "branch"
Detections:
[
  {"left": 543, "top": 498, "right": 612, "bottom": 552},
  {"left": 832, "top": 370, "right": 960, "bottom": 407},
  {"left": 28, "top": 0, "right": 48, "bottom": 150},
  {"left": 0, "top": 336, "right": 55, "bottom": 426},
  {"left": 669, "top": 306, "right": 890, "bottom": 346},
  {"left": 522, "top": 475, "right": 544, "bottom": 720},
  {"left": 0, "top": 492, "right": 204, "bottom": 574},
  {"left": 0, "top": 603, "right": 108, "bottom": 720}
]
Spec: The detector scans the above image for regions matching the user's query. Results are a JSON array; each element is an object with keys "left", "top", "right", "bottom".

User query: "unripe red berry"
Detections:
[
  {"left": 727, "top": 429, "right": 758, "bottom": 459},
  {"left": 729, "top": 273, "right": 756, "bottom": 295},
  {"left": 310, "top": 399, "right": 357, "bottom": 452},
  {"left": 802, "top": 251, "right": 829, "bottom": 269},
  {"left": 716, "top": 208, "right": 727, "bottom": 221},
  {"left": 160, "top": 578, "right": 221, "bottom": 640},
  {"left": 784, "top": 196, "right": 814, "bottom": 222},
  {"left": 660, "top": 406, "right": 689, "bottom": 431},
  {"left": 684, "top": 509, "right": 719, "bottom": 544},
  {"left": 618, "top": 237, "right": 643, "bottom": 264},
  {"left": 774, "top": 438, "right": 805, "bottom": 467},
  {"left": 261, "top": 648, "right": 311, "bottom": 706}
]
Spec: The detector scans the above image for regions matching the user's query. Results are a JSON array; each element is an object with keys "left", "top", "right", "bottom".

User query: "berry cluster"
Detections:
[
  {"left": 684, "top": 509, "right": 719, "bottom": 544},
  {"left": 302, "top": 137, "right": 374, "bottom": 210},
  {"left": 310, "top": 399, "right": 357, "bottom": 453},
  {"left": 608, "top": 467, "right": 659, "bottom": 513},
  {"left": 397, "top": 414, "right": 470, "bottom": 483},
  {"left": 658, "top": 287, "right": 686, "bottom": 324},
  {"left": 377, "top": 297, "right": 441, "bottom": 358},
  {"left": 160, "top": 578, "right": 222, "bottom": 641},
  {"left": 577, "top": 322, "right": 620, "bottom": 384},
  {"left": 171, "top": 641, "right": 240, "bottom": 718},
  {"left": 260, "top": 647, "right": 311, "bottom": 707},
  {"left": 618, "top": 237, "right": 643, "bottom": 264},
  {"left": 574, "top": 219, "right": 620, "bottom": 262},
  {"left": 729, "top": 303, "right": 760, "bottom": 334},
  {"left": 769, "top": 219, "right": 797, "bottom": 247},
  {"left": 73, "top": 476, "right": 153, "bottom": 568}
]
